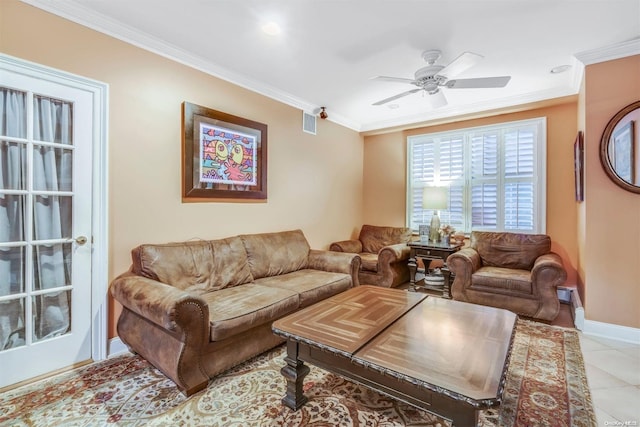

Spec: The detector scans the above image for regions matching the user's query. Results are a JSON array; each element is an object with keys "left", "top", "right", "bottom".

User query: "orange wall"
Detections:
[
  {"left": 1, "top": 1, "right": 364, "bottom": 338},
  {"left": 363, "top": 102, "right": 580, "bottom": 288},
  {"left": 583, "top": 55, "right": 640, "bottom": 329},
  {"left": 3, "top": 1, "right": 638, "bottom": 336}
]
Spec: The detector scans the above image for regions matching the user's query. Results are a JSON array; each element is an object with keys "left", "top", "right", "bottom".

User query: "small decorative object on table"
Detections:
[
  {"left": 439, "top": 224, "right": 455, "bottom": 245},
  {"left": 418, "top": 224, "right": 430, "bottom": 242}
]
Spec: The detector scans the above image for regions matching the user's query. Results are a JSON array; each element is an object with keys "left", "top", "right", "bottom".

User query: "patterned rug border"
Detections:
[{"left": 0, "top": 319, "right": 597, "bottom": 427}]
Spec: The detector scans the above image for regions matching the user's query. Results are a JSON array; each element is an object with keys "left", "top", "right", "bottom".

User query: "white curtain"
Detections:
[{"left": 0, "top": 88, "right": 71, "bottom": 350}]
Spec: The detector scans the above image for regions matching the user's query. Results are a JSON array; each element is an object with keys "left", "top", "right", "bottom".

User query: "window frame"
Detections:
[{"left": 406, "top": 117, "right": 547, "bottom": 235}]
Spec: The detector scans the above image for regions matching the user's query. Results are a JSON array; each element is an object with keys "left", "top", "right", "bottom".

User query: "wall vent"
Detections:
[{"left": 302, "top": 111, "right": 316, "bottom": 135}]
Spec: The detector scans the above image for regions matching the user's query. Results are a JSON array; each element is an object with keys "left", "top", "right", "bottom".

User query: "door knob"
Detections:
[{"left": 75, "top": 236, "right": 88, "bottom": 245}]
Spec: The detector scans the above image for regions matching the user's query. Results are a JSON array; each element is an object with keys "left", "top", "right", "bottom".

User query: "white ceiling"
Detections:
[{"left": 23, "top": 0, "right": 640, "bottom": 132}]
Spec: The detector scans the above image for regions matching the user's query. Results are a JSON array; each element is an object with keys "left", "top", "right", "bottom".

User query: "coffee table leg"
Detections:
[
  {"left": 280, "top": 340, "right": 310, "bottom": 411},
  {"left": 451, "top": 409, "right": 478, "bottom": 427}
]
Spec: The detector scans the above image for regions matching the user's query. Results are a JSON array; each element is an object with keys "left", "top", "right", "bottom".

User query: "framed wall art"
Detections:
[
  {"left": 573, "top": 131, "right": 584, "bottom": 202},
  {"left": 182, "top": 102, "right": 267, "bottom": 201}
]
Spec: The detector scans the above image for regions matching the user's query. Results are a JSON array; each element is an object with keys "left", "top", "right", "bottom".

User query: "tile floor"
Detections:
[
  {"left": 552, "top": 303, "right": 640, "bottom": 426},
  {"left": 580, "top": 333, "right": 640, "bottom": 426}
]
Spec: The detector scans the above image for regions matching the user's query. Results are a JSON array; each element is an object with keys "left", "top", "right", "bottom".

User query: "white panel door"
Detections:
[{"left": 0, "top": 67, "right": 94, "bottom": 388}]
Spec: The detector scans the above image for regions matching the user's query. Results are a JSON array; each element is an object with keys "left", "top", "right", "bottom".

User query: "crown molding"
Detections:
[
  {"left": 575, "top": 38, "right": 640, "bottom": 66},
  {"left": 19, "top": 0, "right": 361, "bottom": 131}
]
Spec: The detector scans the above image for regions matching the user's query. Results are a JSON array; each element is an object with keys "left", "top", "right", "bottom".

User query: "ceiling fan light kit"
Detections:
[{"left": 372, "top": 49, "right": 511, "bottom": 108}]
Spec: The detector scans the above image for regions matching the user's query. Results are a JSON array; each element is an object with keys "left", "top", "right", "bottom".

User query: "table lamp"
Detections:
[{"left": 422, "top": 186, "right": 448, "bottom": 243}]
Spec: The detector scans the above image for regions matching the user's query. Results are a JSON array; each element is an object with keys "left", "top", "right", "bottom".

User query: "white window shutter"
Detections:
[{"left": 407, "top": 118, "right": 545, "bottom": 234}]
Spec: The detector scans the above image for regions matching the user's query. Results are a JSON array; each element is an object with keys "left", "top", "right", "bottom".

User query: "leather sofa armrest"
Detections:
[
  {"left": 531, "top": 252, "right": 567, "bottom": 290},
  {"left": 447, "top": 247, "right": 481, "bottom": 275},
  {"left": 110, "top": 272, "right": 210, "bottom": 332},
  {"left": 378, "top": 243, "right": 411, "bottom": 264},
  {"left": 308, "top": 249, "right": 361, "bottom": 287},
  {"left": 329, "top": 239, "right": 363, "bottom": 254},
  {"left": 446, "top": 248, "right": 481, "bottom": 300}
]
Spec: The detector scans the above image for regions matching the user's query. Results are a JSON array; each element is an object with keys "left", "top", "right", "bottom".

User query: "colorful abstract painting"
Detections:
[{"left": 199, "top": 123, "right": 257, "bottom": 186}]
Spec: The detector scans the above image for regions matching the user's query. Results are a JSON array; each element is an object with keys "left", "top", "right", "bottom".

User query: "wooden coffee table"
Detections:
[{"left": 272, "top": 285, "right": 517, "bottom": 427}]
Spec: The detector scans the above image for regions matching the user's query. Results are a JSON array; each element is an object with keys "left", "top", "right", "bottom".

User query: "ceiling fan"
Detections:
[{"left": 371, "top": 49, "right": 511, "bottom": 108}]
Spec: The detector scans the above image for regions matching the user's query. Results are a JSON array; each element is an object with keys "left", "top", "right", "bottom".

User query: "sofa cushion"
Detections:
[
  {"left": 240, "top": 230, "right": 310, "bottom": 279},
  {"left": 131, "top": 237, "right": 252, "bottom": 293},
  {"left": 471, "top": 231, "right": 551, "bottom": 270},
  {"left": 359, "top": 252, "right": 379, "bottom": 272},
  {"left": 471, "top": 266, "right": 532, "bottom": 295},
  {"left": 359, "top": 225, "right": 412, "bottom": 254},
  {"left": 253, "top": 269, "right": 352, "bottom": 308},
  {"left": 202, "top": 284, "right": 299, "bottom": 341}
]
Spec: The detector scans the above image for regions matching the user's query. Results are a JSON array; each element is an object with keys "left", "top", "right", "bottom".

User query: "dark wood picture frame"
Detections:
[
  {"left": 182, "top": 102, "right": 267, "bottom": 201},
  {"left": 574, "top": 131, "right": 584, "bottom": 202}
]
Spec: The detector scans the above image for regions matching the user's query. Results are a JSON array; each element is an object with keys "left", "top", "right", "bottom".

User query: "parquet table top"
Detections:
[
  {"left": 354, "top": 296, "right": 516, "bottom": 400},
  {"left": 273, "top": 285, "right": 427, "bottom": 354}
]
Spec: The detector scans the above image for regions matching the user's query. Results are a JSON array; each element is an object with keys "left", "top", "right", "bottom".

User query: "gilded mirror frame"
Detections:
[{"left": 599, "top": 100, "right": 640, "bottom": 194}]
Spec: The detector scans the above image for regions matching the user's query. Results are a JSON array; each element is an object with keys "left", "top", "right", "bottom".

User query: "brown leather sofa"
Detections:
[
  {"left": 110, "top": 229, "right": 360, "bottom": 396},
  {"left": 329, "top": 224, "right": 412, "bottom": 288},
  {"left": 447, "top": 231, "right": 567, "bottom": 322}
]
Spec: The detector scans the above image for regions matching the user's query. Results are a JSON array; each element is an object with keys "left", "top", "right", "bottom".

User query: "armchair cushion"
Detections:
[
  {"left": 359, "top": 253, "right": 379, "bottom": 272},
  {"left": 471, "top": 231, "right": 550, "bottom": 270},
  {"left": 471, "top": 267, "right": 532, "bottom": 295},
  {"left": 359, "top": 224, "right": 412, "bottom": 253}
]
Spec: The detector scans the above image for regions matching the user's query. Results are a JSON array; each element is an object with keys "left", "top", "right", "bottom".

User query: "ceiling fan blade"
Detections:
[
  {"left": 372, "top": 88, "right": 422, "bottom": 106},
  {"left": 437, "top": 52, "right": 483, "bottom": 80},
  {"left": 445, "top": 76, "right": 511, "bottom": 89},
  {"left": 371, "top": 76, "right": 417, "bottom": 84}
]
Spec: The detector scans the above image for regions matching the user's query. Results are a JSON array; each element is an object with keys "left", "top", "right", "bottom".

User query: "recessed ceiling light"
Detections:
[
  {"left": 550, "top": 65, "right": 571, "bottom": 74},
  {"left": 261, "top": 22, "right": 281, "bottom": 36}
]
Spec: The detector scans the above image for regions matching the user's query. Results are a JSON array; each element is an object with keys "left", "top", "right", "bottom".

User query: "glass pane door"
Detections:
[{"left": 1, "top": 77, "right": 93, "bottom": 388}]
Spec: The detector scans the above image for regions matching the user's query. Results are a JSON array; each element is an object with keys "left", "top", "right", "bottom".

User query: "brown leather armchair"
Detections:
[
  {"left": 447, "top": 231, "right": 567, "bottom": 322},
  {"left": 330, "top": 224, "right": 412, "bottom": 288}
]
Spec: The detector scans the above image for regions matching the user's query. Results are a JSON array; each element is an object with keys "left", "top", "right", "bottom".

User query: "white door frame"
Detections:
[{"left": 0, "top": 53, "right": 110, "bottom": 362}]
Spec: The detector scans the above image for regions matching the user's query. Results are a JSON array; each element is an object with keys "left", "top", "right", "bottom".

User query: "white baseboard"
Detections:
[
  {"left": 583, "top": 319, "right": 640, "bottom": 345},
  {"left": 107, "top": 337, "right": 130, "bottom": 358},
  {"left": 570, "top": 288, "right": 585, "bottom": 331},
  {"left": 558, "top": 286, "right": 584, "bottom": 330},
  {"left": 557, "top": 287, "right": 640, "bottom": 344}
]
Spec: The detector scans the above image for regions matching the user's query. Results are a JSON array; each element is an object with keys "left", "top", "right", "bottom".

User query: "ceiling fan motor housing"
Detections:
[{"left": 414, "top": 65, "right": 445, "bottom": 93}]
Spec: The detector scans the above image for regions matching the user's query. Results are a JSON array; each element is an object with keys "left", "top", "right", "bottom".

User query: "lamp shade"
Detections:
[{"left": 422, "top": 186, "right": 448, "bottom": 210}]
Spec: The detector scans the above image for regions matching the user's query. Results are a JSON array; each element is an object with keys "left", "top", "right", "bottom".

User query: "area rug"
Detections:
[{"left": 0, "top": 319, "right": 596, "bottom": 426}]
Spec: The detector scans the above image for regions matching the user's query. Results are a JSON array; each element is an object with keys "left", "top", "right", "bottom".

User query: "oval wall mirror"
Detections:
[{"left": 599, "top": 100, "right": 640, "bottom": 194}]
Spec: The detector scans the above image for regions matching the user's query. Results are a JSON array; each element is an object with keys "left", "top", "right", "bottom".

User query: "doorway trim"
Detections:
[{"left": 1, "top": 53, "right": 110, "bottom": 361}]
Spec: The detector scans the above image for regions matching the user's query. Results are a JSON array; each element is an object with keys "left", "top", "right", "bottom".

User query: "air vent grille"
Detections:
[{"left": 302, "top": 111, "right": 316, "bottom": 135}]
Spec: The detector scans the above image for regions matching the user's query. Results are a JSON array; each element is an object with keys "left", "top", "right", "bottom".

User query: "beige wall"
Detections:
[
  {"left": 3, "top": 1, "right": 638, "bottom": 338},
  {"left": 583, "top": 55, "right": 640, "bottom": 329},
  {"left": 1, "top": 1, "right": 364, "bottom": 337},
  {"left": 363, "top": 102, "right": 581, "bottom": 289}
]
